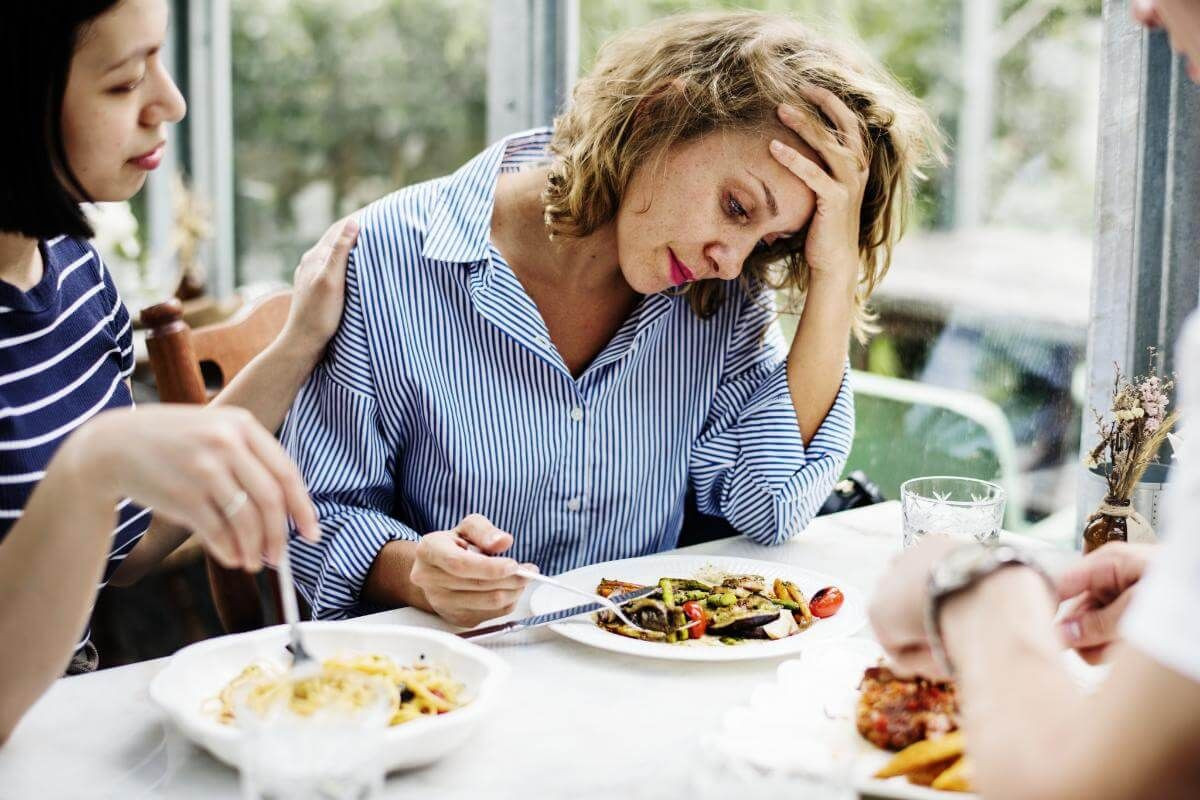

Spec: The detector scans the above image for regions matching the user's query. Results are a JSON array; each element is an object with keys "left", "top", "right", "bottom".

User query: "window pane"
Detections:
[{"left": 231, "top": 0, "right": 489, "bottom": 285}]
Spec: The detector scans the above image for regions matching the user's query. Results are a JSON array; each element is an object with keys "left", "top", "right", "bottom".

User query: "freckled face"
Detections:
[
  {"left": 614, "top": 126, "right": 821, "bottom": 294},
  {"left": 60, "top": 0, "right": 186, "bottom": 201}
]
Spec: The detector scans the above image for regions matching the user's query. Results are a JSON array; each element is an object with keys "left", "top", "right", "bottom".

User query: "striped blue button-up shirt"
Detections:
[{"left": 282, "top": 129, "right": 854, "bottom": 620}]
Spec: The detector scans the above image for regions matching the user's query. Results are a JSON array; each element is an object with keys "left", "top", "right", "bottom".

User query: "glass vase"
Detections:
[{"left": 1082, "top": 495, "right": 1130, "bottom": 554}]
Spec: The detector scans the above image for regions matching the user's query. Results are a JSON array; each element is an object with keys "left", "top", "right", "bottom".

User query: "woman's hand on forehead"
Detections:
[{"left": 766, "top": 87, "right": 868, "bottom": 285}]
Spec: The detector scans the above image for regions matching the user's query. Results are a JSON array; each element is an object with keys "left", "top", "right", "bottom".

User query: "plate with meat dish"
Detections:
[
  {"left": 854, "top": 660, "right": 974, "bottom": 797},
  {"left": 526, "top": 554, "right": 866, "bottom": 662},
  {"left": 852, "top": 646, "right": 1105, "bottom": 797},
  {"left": 705, "top": 638, "right": 972, "bottom": 798}
]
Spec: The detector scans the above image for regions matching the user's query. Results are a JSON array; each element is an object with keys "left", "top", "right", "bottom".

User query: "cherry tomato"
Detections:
[
  {"left": 682, "top": 600, "right": 707, "bottom": 639},
  {"left": 810, "top": 586, "right": 844, "bottom": 618}
]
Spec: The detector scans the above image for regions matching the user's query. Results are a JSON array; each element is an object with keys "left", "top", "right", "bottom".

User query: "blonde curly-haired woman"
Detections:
[{"left": 281, "top": 11, "right": 942, "bottom": 626}]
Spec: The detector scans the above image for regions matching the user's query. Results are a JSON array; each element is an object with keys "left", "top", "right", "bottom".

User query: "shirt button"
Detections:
[
  {"left": 566, "top": 497, "right": 582, "bottom": 512},
  {"left": 534, "top": 335, "right": 549, "bottom": 346},
  {"left": 569, "top": 406, "right": 584, "bottom": 422}
]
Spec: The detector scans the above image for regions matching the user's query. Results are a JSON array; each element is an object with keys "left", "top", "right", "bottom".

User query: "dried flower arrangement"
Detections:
[{"left": 1082, "top": 351, "right": 1180, "bottom": 552}]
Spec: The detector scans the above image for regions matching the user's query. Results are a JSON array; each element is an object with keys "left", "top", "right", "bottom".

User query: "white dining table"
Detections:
[{"left": 0, "top": 502, "right": 1028, "bottom": 800}]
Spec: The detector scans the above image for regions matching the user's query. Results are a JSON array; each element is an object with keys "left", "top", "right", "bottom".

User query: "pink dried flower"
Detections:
[{"left": 1089, "top": 351, "right": 1180, "bottom": 500}]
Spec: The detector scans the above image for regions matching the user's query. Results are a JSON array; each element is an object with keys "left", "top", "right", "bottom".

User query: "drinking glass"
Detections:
[
  {"left": 233, "top": 670, "right": 392, "bottom": 800},
  {"left": 688, "top": 733, "right": 856, "bottom": 800},
  {"left": 900, "top": 476, "right": 1006, "bottom": 548}
]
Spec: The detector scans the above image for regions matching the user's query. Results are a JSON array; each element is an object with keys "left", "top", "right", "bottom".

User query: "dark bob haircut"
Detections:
[{"left": 0, "top": 2, "right": 123, "bottom": 240}]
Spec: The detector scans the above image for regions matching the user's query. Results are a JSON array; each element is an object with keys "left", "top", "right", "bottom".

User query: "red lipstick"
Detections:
[{"left": 668, "top": 248, "right": 696, "bottom": 287}]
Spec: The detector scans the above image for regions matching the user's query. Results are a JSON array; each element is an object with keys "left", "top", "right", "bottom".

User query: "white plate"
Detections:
[
  {"left": 527, "top": 553, "right": 866, "bottom": 662},
  {"left": 149, "top": 622, "right": 510, "bottom": 772},
  {"left": 852, "top": 649, "right": 1105, "bottom": 799},
  {"left": 713, "top": 638, "right": 973, "bottom": 799},
  {"left": 741, "top": 640, "right": 1103, "bottom": 799},
  {"left": 822, "top": 642, "right": 975, "bottom": 800}
]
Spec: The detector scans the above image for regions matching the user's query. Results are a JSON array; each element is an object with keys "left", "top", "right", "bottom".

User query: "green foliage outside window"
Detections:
[{"left": 231, "top": 0, "right": 488, "bottom": 283}]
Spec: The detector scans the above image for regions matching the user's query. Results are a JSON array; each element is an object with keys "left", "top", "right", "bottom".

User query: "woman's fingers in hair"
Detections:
[
  {"left": 777, "top": 105, "right": 838, "bottom": 165},
  {"left": 778, "top": 99, "right": 865, "bottom": 182},
  {"left": 769, "top": 139, "right": 839, "bottom": 200},
  {"left": 798, "top": 85, "right": 865, "bottom": 153},
  {"left": 1131, "top": 0, "right": 1162, "bottom": 29}
]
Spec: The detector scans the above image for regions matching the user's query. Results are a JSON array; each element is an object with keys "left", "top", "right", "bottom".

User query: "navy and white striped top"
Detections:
[
  {"left": 281, "top": 129, "right": 854, "bottom": 620},
  {"left": 0, "top": 236, "right": 148, "bottom": 652}
]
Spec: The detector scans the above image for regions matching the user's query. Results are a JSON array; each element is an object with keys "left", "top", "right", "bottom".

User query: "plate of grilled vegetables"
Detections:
[{"left": 527, "top": 554, "right": 866, "bottom": 661}]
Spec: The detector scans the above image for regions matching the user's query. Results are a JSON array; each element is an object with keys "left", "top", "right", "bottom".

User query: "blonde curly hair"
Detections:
[{"left": 543, "top": 11, "right": 943, "bottom": 340}]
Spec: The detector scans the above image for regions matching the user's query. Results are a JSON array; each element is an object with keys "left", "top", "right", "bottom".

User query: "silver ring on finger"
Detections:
[{"left": 220, "top": 489, "right": 249, "bottom": 520}]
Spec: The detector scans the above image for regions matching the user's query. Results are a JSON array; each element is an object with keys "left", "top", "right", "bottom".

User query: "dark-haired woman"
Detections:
[{"left": 0, "top": 0, "right": 352, "bottom": 743}]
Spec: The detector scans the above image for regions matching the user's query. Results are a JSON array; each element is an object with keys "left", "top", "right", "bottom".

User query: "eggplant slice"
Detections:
[{"left": 706, "top": 594, "right": 781, "bottom": 637}]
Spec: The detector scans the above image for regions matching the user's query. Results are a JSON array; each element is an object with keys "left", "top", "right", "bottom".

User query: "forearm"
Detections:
[
  {"left": 940, "top": 569, "right": 1111, "bottom": 800},
  {"left": 213, "top": 336, "right": 322, "bottom": 434},
  {"left": 362, "top": 539, "right": 431, "bottom": 612},
  {"left": 0, "top": 444, "right": 117, "bottom": 743},
  {"left": 786, "top": 275, "right": 854, "bottom": 442},
  {"left": 115, "top": 339, "right": 322, "bottom": 584},
  {"left": 106, "top": 517, "right": 190, "bottom": 587},
  {"left": 947, "top": 570, "right": 1200, "bottom": 799}
]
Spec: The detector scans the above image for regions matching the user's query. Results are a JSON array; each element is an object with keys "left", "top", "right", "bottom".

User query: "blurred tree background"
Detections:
[
  {"left": 581, "top": 0, "right": 1102, "bottom": 232},
  {"left": 231, "top": 0, "right": 488, "bottom": 283},
  {"left": 230, "top": 0, "right": 1101, "bottom": 284}
]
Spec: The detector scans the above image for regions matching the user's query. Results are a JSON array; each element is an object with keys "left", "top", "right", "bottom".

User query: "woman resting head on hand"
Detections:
[
  {"left": 285, "top": 11, "right": 941, "bottom": 629},
  {"left": 544, "top": 11, "right": 942, "bottom": 336}
]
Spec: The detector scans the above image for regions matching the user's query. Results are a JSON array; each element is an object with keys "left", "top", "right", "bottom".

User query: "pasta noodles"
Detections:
[{"left": 211, "top": 653, "right": 464, "bottom": 726}]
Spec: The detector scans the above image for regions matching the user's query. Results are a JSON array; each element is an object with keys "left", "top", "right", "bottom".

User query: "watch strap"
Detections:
[{"left": 923, "top": 543, "right": 1056, "bottom": 677}]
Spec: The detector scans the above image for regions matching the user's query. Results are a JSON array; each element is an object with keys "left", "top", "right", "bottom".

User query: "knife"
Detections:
[{"left": 457, "top": 585, "right": 658, "bottom": 640}]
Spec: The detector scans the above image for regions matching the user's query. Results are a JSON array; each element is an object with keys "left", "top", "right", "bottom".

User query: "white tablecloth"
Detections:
[{"left": 0, "top": 503, "right": 929, "bottom": 799}]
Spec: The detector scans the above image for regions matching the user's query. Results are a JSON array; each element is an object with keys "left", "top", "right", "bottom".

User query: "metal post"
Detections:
[
  {"left": 143, "top": 13, "right": 180, "bottom": 302},
  {"left": 1129, "top": 31, "right": 1174, "bottom": 373},
  {"left": 487, "top": 0, "right": 578, "bottom": 142},
  {"left": 955, "top": 0, "right": 997, "bottom": 229},
  {"left": 1153, "top": 57, "right": 1200, "bottom": 377},
  {"left": 187, "top": 0, "right": 235, "bottom": 299}
]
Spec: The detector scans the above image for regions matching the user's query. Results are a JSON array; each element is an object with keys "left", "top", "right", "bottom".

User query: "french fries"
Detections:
[
  {"left": 874, "top": 730, "right": 974, "bottom": 793},
  {"left": 931, "top": 756, "right": 974, "bottom": 792}
]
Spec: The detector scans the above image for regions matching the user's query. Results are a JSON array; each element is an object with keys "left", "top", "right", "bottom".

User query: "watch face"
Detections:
[
  {"left": 931, "top": 543, "right": 989, "bottom": 590},
  {"left": 933, "top": 544, "right": 1027, "bottom": 595}
]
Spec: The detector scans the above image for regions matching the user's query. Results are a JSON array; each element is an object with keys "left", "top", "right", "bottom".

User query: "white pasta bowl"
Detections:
[{"left": 149, "top": 622, "right": 510, "bottom": 773}]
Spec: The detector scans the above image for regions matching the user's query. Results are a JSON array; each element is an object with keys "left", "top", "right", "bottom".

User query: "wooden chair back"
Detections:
[{"left": 139, "top": 291, "right": 292, "bottom": 633}]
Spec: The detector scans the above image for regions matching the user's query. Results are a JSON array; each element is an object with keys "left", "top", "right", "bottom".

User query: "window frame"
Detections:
[
  {"left": 184, "top": 0, "right": 236, "bottom": 299},
  {"left": 486, "top": 0, "right": 578, "bottom": 141},
  {"left": 1082, "top": 1, "right": 1198, "bottom": 526}
]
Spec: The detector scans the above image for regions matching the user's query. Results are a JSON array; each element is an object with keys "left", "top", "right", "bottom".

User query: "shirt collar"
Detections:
[{"left": 422, "top": 128, "right": 552, "bottom": 264}]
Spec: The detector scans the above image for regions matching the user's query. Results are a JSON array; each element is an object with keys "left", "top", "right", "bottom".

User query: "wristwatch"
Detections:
[{"left": 924, "top": 543, "right": 1056, "bottom": 677}]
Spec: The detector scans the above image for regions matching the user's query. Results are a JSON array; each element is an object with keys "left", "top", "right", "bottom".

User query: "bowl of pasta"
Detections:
[{"left": 149, "top": 622, "right": 509, "bottom": 773}]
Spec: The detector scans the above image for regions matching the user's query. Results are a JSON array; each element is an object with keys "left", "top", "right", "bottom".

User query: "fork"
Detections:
[
  {"left": 276, "top": 539, "right": 319, "bottom": 677},
  {"left": 514, "top": 567, "right": 652, "bottom": 630},
  {"left": 460, "top": 541, "right": 696, "bottom": 632},
  {"left": 459, "top": 539, "right": 650, "bottom": 630}
]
